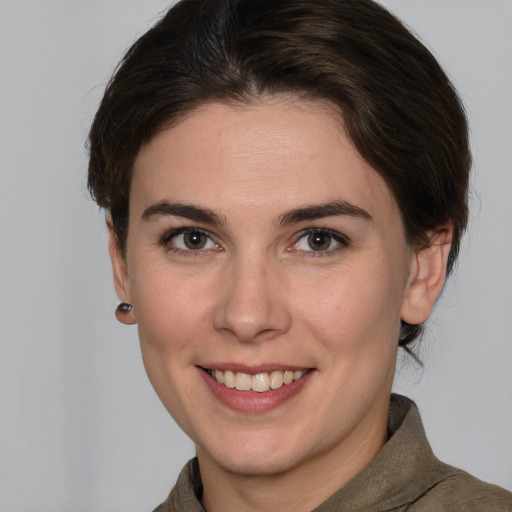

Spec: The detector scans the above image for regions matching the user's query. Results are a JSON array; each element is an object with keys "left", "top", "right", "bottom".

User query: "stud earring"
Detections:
[
  {"left": 115, "top": 303, "right": 136, "bottom": 324},
  {"left": 117, "top": 303, "right": 133, "bottom": 313}
]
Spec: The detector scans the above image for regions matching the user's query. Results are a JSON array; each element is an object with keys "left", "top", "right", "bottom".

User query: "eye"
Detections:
[
  {"left": 177, "top": 231, "right": 210, "bottom": 250},
  {"left": 292, "top": 229, "right": 348, "bottom": 254},
  {"left": 160, "top": 228, "right": 219, "bottom": 253}
]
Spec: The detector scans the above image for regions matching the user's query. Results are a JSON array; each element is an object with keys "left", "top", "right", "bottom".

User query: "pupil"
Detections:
[
  {"left": 184, "top": 232, "right": 206, "bottom": 249},
  {"left": 308, "top": 232, "right": 330, "bottom": 251}
]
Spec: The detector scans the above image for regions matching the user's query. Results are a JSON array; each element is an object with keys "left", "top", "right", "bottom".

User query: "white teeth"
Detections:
[
  {"left": 208, "top": 369, "right": 308, "bottom": 392},
  {"left": 252, "top": 373, "right": 270, "bottom": 393},
  {"left": 235, "top": 372, "right": 252, "bottom": 391},
  {"left": 224, "top": 370, "right": 236, "bottom": 388},
  {"left": 270, "top": 371, "right": 284, "bottom": 389},
  {"left": 283, "top": 370, "right": 294, "bottom": 385}
]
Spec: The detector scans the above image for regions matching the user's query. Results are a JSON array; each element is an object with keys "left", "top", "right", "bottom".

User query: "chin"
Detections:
[
  {"left": 211, "top": 450, "right": 301, "bottom": 478},
  {"left": 197, "top": 431, "right": 309, "bottom": 477}
]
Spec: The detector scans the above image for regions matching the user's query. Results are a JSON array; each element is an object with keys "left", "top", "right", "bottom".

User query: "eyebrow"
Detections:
[
  {"left": 141, "top": 199, "right": 371, "bottom": 227},
  {"left": 141, "top": 200, "right": 226, "bottom": 226},
  {"left": 278, "top": 200, "right": 372, "bottom": 226}
]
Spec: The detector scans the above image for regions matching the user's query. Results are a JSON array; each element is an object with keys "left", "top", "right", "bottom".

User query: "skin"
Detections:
[{"left": 110, "top": 97, "right": 452, "bottom": 512}]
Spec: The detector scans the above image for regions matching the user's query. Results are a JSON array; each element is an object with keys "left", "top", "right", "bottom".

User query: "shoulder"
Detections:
[
  {"left": 152, "top": 502, "right": 169, "bottom": 512},
  {"left": 152, "top": 458, "right": 204, "bottom": 512},
  {"left": 384, "top": 395, "right": 512, "bottom": 511},
  {"left": 407, "top": 461, "right": 512, "bottom": 511}
]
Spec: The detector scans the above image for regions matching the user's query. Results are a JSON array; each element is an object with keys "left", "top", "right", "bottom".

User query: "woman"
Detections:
[{"left": 88, "top": 0, "right": 512, "bottom": 510}]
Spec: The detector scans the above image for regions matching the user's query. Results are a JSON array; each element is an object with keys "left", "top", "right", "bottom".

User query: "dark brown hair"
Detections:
[{"left": 88, "top": 0, "right": 470, "bottom": 352}]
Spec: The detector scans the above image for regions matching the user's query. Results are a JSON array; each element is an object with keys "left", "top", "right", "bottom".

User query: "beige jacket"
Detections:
[{"left": 154, "top": 395, "right": 512, "bottom": 511}]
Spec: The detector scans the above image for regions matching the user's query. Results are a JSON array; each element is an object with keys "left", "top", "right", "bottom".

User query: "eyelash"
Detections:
[
  {"left": 158, "top": 227, "right": 349, "bottom": 257},
  {"left": 290, "top": 228, "right": 349, "bottom": 257},
  {"left": 158, "top": 227, "right": 221, "bottom": 257}
]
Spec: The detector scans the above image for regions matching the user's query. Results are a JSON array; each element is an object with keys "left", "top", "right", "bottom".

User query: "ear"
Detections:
[
  {"left": 108, "top": 218, "right": 136, "bottom": 325},
  {"left": 401, "top": 225, "right": 453, "bottom": 326}
]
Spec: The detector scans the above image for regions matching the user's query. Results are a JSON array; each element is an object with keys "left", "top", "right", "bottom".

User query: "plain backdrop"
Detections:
[{"left": 0, "top": 1, "right": 511, "bottom": 511}]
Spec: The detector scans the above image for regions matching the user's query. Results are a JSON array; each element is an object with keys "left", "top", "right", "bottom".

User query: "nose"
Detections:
[{"left": 213, "top": 254, "right": 292, "bottom": 343}]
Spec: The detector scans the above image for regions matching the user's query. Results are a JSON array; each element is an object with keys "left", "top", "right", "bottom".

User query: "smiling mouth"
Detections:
[{"left": 204, "top": 368, "right": 309, "bottom": 393}]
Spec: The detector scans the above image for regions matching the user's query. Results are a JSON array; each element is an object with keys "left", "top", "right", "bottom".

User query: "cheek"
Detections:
[
  {"left": 293, "top": 261, "right": 405, "bottom": 354},
  {"left": 130, "top": 265, "right": 216, "bottom": 358},
  {"left": 129, "top": 268, "right": 215, "bottom": 428}
]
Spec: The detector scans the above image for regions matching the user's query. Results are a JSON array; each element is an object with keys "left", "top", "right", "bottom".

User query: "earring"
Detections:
[
  {"left": 115, "top": 303, "right": 136, "bottom": 324},
  {"left": 117, "top": 303, "right": 133, "bottom": 313}
]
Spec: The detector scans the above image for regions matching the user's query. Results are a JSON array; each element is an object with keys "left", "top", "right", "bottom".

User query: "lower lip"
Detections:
[{"left": 198, "top": 368, "right": 315, "bottom": 413}]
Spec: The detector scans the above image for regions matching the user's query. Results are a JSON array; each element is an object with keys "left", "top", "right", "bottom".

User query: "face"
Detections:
[{"left": 111, "top": 98, "right": 434, "bottom": 480}]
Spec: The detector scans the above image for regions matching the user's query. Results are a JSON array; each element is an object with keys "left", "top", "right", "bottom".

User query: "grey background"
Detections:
[{"left": 0, "top": 1, "right": 510, "bottom": 510}]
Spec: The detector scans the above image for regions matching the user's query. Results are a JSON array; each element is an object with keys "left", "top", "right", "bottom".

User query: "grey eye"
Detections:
[
  {"left": 182, "top": 232, "right": 208, "bottom": 249},
  {"left": 293, "top": 229, "right": 347, "bottom": 254},
  {"left": 167, "top": 230, "right": 218, "bottom": 251},
  {"left": 307, "top": 232, "right": 332, "bottom": 251}
]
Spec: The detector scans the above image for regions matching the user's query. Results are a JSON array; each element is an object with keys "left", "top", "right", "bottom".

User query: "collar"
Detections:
[
  {"left": 313, "top": 394, "right": 452, "bottom": 511},
  {"left": 165, "top": 394, "right": 451, "bottom": 511}
]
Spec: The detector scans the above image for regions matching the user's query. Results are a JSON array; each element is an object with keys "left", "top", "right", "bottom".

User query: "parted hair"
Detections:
[{"left": 88, "top": 0, "right": 470, "bottom": 353}]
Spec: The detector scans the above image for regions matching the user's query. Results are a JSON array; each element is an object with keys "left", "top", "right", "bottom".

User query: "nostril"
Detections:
[{"left": 212, "top": 262, "right": 292, "bottom": 342}]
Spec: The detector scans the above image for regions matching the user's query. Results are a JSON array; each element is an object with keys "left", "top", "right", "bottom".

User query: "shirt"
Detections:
[{"left": 153, "top": 394, "right": 512, "bottom": 511}]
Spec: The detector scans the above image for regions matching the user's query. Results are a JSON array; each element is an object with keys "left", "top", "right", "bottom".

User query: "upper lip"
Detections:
[{"left": 199, "top": 364, "right": 312, "bottom": 374}]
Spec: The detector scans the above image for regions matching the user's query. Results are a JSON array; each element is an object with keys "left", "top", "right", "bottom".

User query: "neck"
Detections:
[{"left": 197, "top": 398, "right": 390, "bottom": 512}]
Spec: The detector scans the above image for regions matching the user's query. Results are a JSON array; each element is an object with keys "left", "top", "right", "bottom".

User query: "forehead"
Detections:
[{"left": 131, "top": 98, "right": 397, "bottom": 223}]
